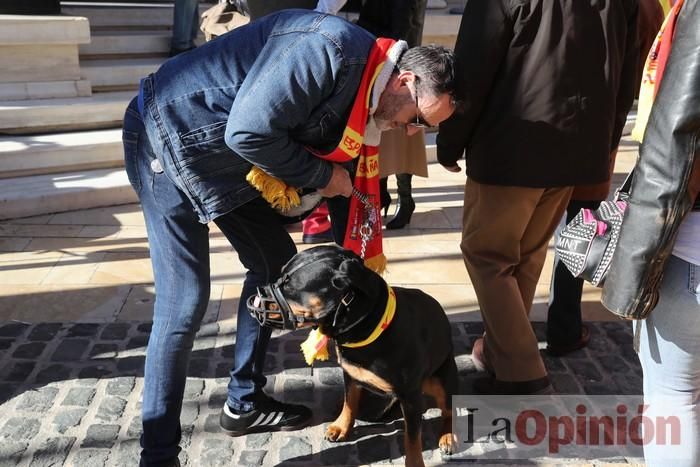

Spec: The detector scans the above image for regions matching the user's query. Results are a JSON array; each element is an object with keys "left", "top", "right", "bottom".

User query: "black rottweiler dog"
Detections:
[{"left": 248, "top": 245, "right": 458, "bottom": 467}]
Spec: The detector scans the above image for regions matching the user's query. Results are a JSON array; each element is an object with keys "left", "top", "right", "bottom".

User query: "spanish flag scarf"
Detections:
[
  {"left": 632, "top": 0, "right": 684, "bottom": 142},
  {"left": 247, "top": 37, "right": 399, "bottom": 274}
]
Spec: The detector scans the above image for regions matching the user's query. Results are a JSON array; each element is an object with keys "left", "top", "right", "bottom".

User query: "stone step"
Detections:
[
  {"left": 81, "top": 57, "right": 162, "bottom": 92},
  {"left": 0, "top": 128, "right": 123, "bottom": 178},
  {"left": 0, "top": 91, "right": 133, "bottom": 135},
  {"left": 0, "top": 168, "right": 136, "bottom": 220},
  {"left": 80, "top": 30, "right": 171, "bottom": 57},
  {"left": 61, "top": 4, "right": 177, "bottom": 29}
]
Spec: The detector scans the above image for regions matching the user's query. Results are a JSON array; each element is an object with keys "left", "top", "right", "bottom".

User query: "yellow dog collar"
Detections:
[{"left": 300, "top": 285, "right": 396, "bottom": 365}]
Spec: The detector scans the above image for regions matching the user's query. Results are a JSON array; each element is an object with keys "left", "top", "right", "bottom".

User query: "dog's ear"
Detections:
[{"left": 331, "top": 256, "right": 373, "bottom": 295}]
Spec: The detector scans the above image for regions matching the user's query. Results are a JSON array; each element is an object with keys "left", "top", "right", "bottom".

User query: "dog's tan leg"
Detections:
[
  {"left": 422, "top": 377, "right": 456, "bottom": 455},
  {"left": 324, "top": 380, "right": 361, "bottom": 442}
]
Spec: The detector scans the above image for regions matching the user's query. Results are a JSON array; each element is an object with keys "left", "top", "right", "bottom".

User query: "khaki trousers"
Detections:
[{"left": 461, "top": 179, "right": 573, "bottom": 381}]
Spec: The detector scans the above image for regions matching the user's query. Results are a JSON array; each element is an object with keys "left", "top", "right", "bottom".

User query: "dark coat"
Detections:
[
  {"left": 437, "top": 0, "right": 640, "bottom": 188},
  {"left": 356, "top": 0, "right": 427, "bottom": 47}
]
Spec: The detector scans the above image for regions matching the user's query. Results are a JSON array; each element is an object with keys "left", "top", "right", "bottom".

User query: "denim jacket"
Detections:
[{"left": 138, "top": 10, "right": 375, "bottom": 223}]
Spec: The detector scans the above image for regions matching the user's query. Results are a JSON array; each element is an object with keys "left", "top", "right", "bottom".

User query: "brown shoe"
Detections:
[
  {"left": 473, "top": 375, "right": 554, "bottom": 395},
  {"left": 547, "top": 324, "right": 591, "bottom": 357},
  {"left": 471, "top": 337, "right": 494, "bottom": 374}
]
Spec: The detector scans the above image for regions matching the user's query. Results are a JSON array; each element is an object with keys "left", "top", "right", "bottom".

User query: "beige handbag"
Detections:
[{"left": 200, "top": 2, "right": 250, "bottom": 42}]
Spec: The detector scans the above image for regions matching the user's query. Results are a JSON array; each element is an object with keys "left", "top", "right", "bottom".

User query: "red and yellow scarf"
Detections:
[
  {"left": 632, "top": 0, "right": 684, "bottom": 142},
  {"left": 248, "top": 38, "right": 396, "bottom": 273}
]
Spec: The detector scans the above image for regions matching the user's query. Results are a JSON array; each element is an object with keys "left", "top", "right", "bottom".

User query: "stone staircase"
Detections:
[{"left": 0, "top": 4, "right": 458, "bottom": 221}]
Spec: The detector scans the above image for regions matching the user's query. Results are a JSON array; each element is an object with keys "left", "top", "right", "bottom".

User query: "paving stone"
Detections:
[
  {"left": 76, "top": 377, "right": 99, "bottom": 386},
  {"left": 0, "top": 384, "right": 16, "bottom": 402},
  {"left": 100, "top": 323, "right": 130, "bottom": 340},
  {"left": 283, "top": 379, "right": 315, "bottom": 403},
  {"left": 62, "top": 387, "right": 96, "bottom": 407},
  {"left": 0, "top": 323, "right": 29, "bottom": 338},
  {"left": 29, "top": 436, "right": 75, "bottom": 467},
  {"left": 208, "top": 387, "right": 227, "bottom": 410},
  {"left": 245, "top": 432, "right": 271, "bottom": 449},
  {"left": 213, "top": 361, "right": 231, "bottom": 377},
  {"left": 200, "top": 438, "right": 235, "bottom": 466},
  {"left": 267, "top": 339, "right": 279, "bottom": 353},
  {"left": 69, "top": 448, "right": 109, "bottom": 467},
  {"left": 0, "top": 417, "right": 41, "bottom": 441},
  {"left": 541, "top": 354, "right": 568, "bottom": 373},
  {"left": 127, "top": 416, "right": 141, "bottom": 438},
  {"left": 0, "top": 339, "right": 12, "bottom": 350},
  {"left": 204, "top": 413, "right": 221, "bottom": 433},
  {"left": 35, "top": 363, "right": 72, "bottom": 384},
  {"left": 597, "top": 355, "right": 632, "bottom": 374},
  {"left": 462, "top": 322, "right": 484, "bottom": 335},
  {"left": 51, "top": 339, "right": 90, "bottom": 361},
  {"left": 238, "top": 450, "right": 267, "bottom": 466},
  {"left": 17, "top": 386, "right": 59, "bottom": 411},
  {"left": 12, "top": 341, "right": 46, "bottom": 359},
  {"left": 550, "top": 373, "right": 582, "bottom": 394},
  {"left": 96, "top": 396, "right": 127, "bottom": 422},
  {"left": 188, "top": 358, "right": 210, "bottom": 377},
  {"left": 278, "top": 436, "right": 313, "bottom": 463},
  {"left": 106, "top": 376, "right": 136, "bottom": 397},
  {"left": 53, "top": 408, "right": 88, "bottom": 434},
  {"left": 5, "top": 361, "right": 36, "bottom": 381},
  {"left": 568, "top": 360, "right": 603, "bottom": 383},
  {"left": 181, "top": 400, "right": 199, "bottom": 426},
  {"left": 184, "top": 378, "right": 205, "bottom": 399},
  {"left": 264, "top": 357, "right": 279, "bottom": 373},
  {"left": 320, "top": 438, "right": 357, "bottom": 465},
  {"left": 136, "top": 322, "right": 152, "bottom": 333},
  {"left": 90, "top": 343, "right": 119, "bottom": 359},
  {"left": 27, "top": 323, "right": 63, "bottom": 341},
  {"left": 220, "top": 344, "right": 235, "bottom": 359},
  {"left": 112, "top": 439, "right": 141, "bottom": 466},
  {"left": 116, "top": 356, "right": 145, "bottom": 373},
  {"left": 0, "top": 441, "right": 28, "bottom": 466},
  {"left": 283, "top": 339, "right": 305, "bottom": 353},
  {"left": 82, "top": 424, "right": 120, "bottom": 448},
  {"left": 67, "top": 323, "right": 100, "bottom": 338},
  {"left": 127, "top": 334, "right": 149, "bottom": 350},
  {"left": 78, "top": 365, "right": 112, "bottom": 379},
  {"left": 357, "top": 435, "right": 393, "bottom": 464}
]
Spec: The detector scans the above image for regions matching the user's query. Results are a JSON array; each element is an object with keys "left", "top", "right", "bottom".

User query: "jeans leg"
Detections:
[
  {"left": 639, "top": 256, "right": 700, "bottom": 467},
  {"left": 213, "top": 197, "right": 297, "bottom": 411},
  {"left": 171, "top": 0, "right": 199, "bottom": 50},
  {"left": 124, "top": 102, "right": 211, "bottom": 466},
  {"left": 546, "top": 200, "right": 600, "bottom": 347}
]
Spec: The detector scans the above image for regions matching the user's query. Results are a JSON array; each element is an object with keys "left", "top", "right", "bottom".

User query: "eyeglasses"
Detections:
[{"left": 409, "top": 84, "right": 431, "bottom": 129}]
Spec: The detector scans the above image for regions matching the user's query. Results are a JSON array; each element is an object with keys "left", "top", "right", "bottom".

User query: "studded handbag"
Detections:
[{"left": 556, "top": 172, "right": 633, "bottom": 287}]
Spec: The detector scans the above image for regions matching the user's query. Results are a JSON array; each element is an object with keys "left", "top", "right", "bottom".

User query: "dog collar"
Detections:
[{"left": 341, "top": 285, "right": 396, "bottom": 349}]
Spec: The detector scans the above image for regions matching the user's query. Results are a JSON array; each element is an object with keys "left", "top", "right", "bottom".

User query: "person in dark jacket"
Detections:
[
  {"left": 125, "top": 10, "right": 457, "bottom": 466},
  {"left": 437, "top": 0, "right": 639, "bottom": 394},
  {"left": 602, "top": 0, "right": 700, "bottom": 464},
  {"left": 546, "top": 0, "right": 664, "bottom": 357}
]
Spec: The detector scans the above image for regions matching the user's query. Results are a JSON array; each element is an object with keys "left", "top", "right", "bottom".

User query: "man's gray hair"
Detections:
[{"left": 397, "top": 45, "right": 457, "bottom": 102}]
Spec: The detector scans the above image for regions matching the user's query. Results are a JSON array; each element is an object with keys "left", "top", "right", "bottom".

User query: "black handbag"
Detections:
[{"left": 556, "top": 172, "right": 633, "bottom": 287}]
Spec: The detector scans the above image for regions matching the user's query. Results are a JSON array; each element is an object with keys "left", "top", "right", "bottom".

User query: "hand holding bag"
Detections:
[{"left": 555, "top": 172, "right": 633, "bottom": 287}]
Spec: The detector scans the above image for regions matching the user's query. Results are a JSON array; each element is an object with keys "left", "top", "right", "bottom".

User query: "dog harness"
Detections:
[{"left": 301, "top": 284, "right": 396, "bottom": 365}]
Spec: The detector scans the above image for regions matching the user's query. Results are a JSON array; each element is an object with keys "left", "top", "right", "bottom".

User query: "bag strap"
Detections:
[{"left": 614, "top": 168, "right": 635, "bottom": 201}]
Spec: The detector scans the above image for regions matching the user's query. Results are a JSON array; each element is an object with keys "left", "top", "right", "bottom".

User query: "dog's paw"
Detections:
[
  {"left": 439, "top": 432, "right": 457, "bottom": 455},
  {"left": 324, "top": 424, "right": 349, "bottom": 442}
]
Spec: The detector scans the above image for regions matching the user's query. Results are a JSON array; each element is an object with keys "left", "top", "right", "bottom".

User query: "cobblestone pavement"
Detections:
[{"left": 0, "top": 318, "right": 644, "bottom": 467}]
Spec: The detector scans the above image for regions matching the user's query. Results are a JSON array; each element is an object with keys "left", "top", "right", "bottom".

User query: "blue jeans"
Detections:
[
  {"left": 547, "top": 200, "right": 601, "bottom": 347},
  {"left": 171, "top": 0, "right": 199, "bottom": 51},
  {"left": 639, "top": 255, "right": 700, "bottom": 467},
  {"left": 123, "top": 99, "right": 296, "bottom": 466}
]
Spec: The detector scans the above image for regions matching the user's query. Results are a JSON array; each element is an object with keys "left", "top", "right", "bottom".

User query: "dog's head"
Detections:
[{"left": 247, "top": 245, "right": 380, "bottom": 335}]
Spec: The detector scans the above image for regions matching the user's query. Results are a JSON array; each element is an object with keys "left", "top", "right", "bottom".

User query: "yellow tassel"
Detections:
[
  {"left": 364, "top": 253, "right": 387, "bottom": 275},
  {"left": 300, "top": 328, "right": 330, "bottom": 366},
  {"left": 246, "top": 166, "right": 301, "bottom": 212}
]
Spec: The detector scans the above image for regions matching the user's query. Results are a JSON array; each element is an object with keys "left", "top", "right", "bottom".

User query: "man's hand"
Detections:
[
  {"left": 442, "top": 164, "right": 462, "bottom": 173},
  {"left": 318, "top": 163, "right": 352, "bottom": 198}
]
